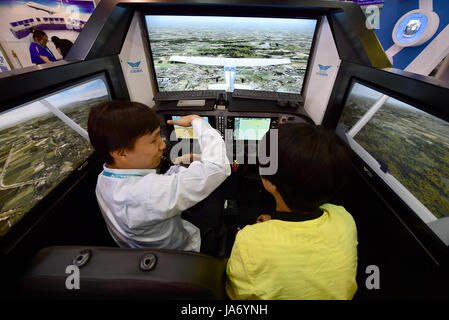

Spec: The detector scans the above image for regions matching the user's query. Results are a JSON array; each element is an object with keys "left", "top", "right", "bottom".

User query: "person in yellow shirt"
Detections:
[{"left": 226, "top": 123, "right": 358, "bottom": 300}]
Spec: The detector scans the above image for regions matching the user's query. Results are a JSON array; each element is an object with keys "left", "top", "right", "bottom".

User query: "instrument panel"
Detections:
[{"left": 159, "top": 109, "right": 313, "bottom": 165}]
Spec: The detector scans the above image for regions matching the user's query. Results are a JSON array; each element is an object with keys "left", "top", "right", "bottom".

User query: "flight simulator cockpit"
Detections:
[{"left": 0, "top": 0, "right": 448, "bottom": 301}]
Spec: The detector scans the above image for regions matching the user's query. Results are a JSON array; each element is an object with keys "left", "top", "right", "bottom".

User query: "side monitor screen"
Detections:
[
  {"left": 234, "top": 117, "right": 271, "bottom": 140},
  {"left": 172, "top": 116, "right": 209, "bottom": 139},
  {"left": 146, "top": 15, "right": 318, "bottom": 94},
  {"left": 339, "top": 80, "right": 449, "bottom": 244},
  {"left": 0, "top": 77, "right": 110, "bottom": 237}
]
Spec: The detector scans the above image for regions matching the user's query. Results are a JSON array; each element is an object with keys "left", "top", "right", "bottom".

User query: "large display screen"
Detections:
[
  {"left": 339, "top": 81, "right": 449, "bottom": 222},
  {"left": 0, "top": 77, "right": 110, "bottom": 237},
  {"left": 234, "top": 117, "right": 271, "bottom": 140},
  {"left": 172, "top": 116, "right": 209, "bottom": 139},
  {"left": 146, "top": 15, "right": 317, "bottom": 94}
]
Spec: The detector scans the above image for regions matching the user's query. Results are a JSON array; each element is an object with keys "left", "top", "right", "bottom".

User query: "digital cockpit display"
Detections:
[
  {"left": 234, "top": 117, "right": 271, "bottom": 140},
  {"left": 145, "top": 15, "right": 318, "bottom": 94},
  {"left": 172, "top": 116, "right": 209, "bottom": 139}
]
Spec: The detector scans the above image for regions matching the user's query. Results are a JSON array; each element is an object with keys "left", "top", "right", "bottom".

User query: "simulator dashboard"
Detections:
[
  {"left": 166, "top": 115, "right": 281, "bottom": 141},
  {"left": 159, "top": 107, "right": 312, "bottom": 165}
]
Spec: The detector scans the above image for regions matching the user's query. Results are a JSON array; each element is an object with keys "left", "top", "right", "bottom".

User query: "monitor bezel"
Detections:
[
  {"left": 0, "top": 72, "right": 112, "bottom": 253},
  {"left": 0, "top": 73, "right": 112, "bottom": 116},
  {"left": 323, "top": 62, "right": 449, "bottom": 129},
  {"left": 340, "top": 77, "right": 447, "bottom": 124},
  {"left": 142, "top": 12, "right": 321, "bottom": 98}
]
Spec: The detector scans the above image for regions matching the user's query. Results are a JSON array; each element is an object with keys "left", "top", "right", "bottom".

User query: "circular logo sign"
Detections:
[{"left": 392, "top": 9, "right": 439, "bottom": 47}]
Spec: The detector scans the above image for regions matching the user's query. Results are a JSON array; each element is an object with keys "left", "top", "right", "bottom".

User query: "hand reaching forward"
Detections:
[
  {"left": 174, "top": 153, "right": 202, "bottom": 165},
  {"left": 167, "top": 115, "right": 200, "bottom": 127}
]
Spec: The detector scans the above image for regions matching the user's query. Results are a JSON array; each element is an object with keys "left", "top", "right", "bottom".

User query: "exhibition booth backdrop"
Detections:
[{"left": 0, "top": 0, "right": 96, "bottom": 70}]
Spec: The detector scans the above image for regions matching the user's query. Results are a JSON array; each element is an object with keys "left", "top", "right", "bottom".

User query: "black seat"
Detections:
[{"left": 20, "top": 246, "right": 227, "bottom": 300}]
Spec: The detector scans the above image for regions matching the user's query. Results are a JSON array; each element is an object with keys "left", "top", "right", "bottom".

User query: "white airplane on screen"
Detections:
[
  {"left": 27, "top": 1, "right": 61, "bottom": 15},
  {"left": 169, "top": 55, "right": 291, "bottom": 91}
]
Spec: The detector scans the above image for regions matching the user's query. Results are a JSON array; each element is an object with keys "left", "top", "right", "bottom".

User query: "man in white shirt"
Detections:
[{"left": 87, "top": 101, "right": 231, "bottom": 253}]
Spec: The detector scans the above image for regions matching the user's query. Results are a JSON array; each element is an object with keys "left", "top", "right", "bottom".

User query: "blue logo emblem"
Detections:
[
  {"left": 128, "top": 61, "right": 143, "bottom": 73},
  {"left": 318, "top": 64, "right": 331, "bottom": 71},
  {"left": 404, "top": 19, "right": 421, "bottom": 37},
  {"left": 317, "top": 64, "right": 331, "bottom": 76},
  {"left": 395, "top": 12, "right": 428, "bottom": 44},
  {"left": 127, "top": 61, "right": 141, "bottom": 68}
]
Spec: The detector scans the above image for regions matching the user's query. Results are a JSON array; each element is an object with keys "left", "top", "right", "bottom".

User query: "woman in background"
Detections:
[{"left": 29, "top": 29, "right": 56, "bottom": 65}]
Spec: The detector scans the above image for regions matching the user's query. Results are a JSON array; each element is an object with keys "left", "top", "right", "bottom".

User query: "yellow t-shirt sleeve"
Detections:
[{"left": 225, "top": 231, "right": 255, "bottom": 300}]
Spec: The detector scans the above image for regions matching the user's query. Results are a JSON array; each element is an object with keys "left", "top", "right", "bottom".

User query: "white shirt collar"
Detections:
[{"left": 102, "top": 164, "right": 156, "bottom": 178}]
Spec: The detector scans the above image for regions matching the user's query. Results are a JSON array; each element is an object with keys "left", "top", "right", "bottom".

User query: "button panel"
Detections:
[{"left": 217, "top": 115, "right": 225, "bottom": 138}]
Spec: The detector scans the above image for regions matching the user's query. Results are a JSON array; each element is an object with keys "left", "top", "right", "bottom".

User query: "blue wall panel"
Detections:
[{"left": 375, "top": 0, "right": 449, "bottom": 70}]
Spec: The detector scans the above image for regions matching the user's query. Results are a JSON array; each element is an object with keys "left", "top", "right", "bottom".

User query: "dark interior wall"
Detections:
[{"left": 335, "top": 168, "right": 449, "bottom": 299}]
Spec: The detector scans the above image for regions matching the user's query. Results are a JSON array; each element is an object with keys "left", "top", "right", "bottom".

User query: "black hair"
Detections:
[
  {"left": 31, "top": 29, "right": 47, "bottom": 41},
  {"left": 87, "top": 101, "right": 160, "bottom": 164},
  {"left": 50, "top": 36, "right": 73, "bottom": 58},
  {"left": 260, "top": 123, "right": 352, "bottom": 213}
]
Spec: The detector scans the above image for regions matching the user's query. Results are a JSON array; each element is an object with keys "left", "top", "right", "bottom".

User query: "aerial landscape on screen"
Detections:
[
  {"left": 339, "top": 82, "right": 449, "bottom": 219},
  {"left": 0, "top": 79, "right": 108, "bottom": 236},
  {"left": 146, "top": 15, "right": 317, "bottom": 93}
]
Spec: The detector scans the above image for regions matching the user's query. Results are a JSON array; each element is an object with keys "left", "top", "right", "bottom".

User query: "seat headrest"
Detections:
[{"left": 20, "top": 246, "right": 227, "bottom": 300}]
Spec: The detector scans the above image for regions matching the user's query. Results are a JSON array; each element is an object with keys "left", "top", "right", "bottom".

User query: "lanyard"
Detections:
[
  {"left": 102, "top": 171, "right": 144, "bottom": 179},
  {"left": 45, "top": 47, "right": 54, "bottom": 59}
]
